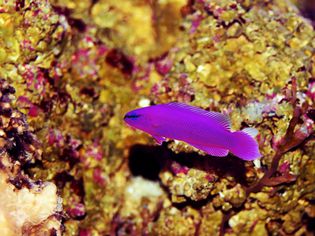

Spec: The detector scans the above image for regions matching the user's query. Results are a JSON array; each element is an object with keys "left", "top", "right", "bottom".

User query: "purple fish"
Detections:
[{"left": 124, "top": 102, "right": 261, "bottom": 161}]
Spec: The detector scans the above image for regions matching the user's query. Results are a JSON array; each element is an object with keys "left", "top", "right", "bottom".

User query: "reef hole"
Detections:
[
  {"left": 128, "top": 143, "right": 247, "bottom": 184},
  {"left": 128, "top": 144, "right": 170, "bottom": 181}
]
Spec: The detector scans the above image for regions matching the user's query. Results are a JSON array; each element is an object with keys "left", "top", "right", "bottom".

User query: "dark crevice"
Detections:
[
  {"left": 128, "top": 143, "right": 247, "bottom": 184},
  {"left": 172, "top": 195, "right": 215, "bottom": 210},
  {"left": 51, "top": 5, "right": 86, "bottom": 32},
  {"left": 54, "top": 172, "right": 74, "bottom": 189},
  {"left": 105, "top": 49, "right": 134, "bottom": 76},
  {"left": 128, "top": 144, "right": 169, "bottom": 181},
  {"left": 303, "top": 212, "right": 315, "bottom": 233},
  {"left": 299, "top": 0, "right": 315, "bottom": 26}
]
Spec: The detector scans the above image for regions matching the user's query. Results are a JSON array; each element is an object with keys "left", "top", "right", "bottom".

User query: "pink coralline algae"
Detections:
[
  {"left": 79, "top": 229, "right": 92, "bottom": 236},
  {"left": 85, "top": 141, "right": 103, "bottom": 161},
  {"left": 22, "top": 65, "right": 47, "bottom": 95},
  {"left": 16, "top": 96, "right": 43, "bottom": 117},
  {"left": 72, "top": 48, "right": 99, "bottom": 79},
  {"left": 307, "top": 79, "right": 315, "bottom": 100},
  {"left": 190, "top": 14, "right": 203, "bottom": 34},
  {"left": 155, "top": 55, "right": 173, "bottom": 76},
  {"left": 279, "top": 161, "right": 290, "bottom": 174},
  {"left": 48, "top": 128, "right": 65, "bottom": 147},
  {"left": 93, "top": 167, "right": 106, "bottom": 186},
  {"left": 28, "top": 104, "right": 42, "bottom": 117},
  {"left": 67, "top": 203, "right": 86, "bottom": 219},
  {"left": 171, "top": 162, "right": 189, "bottom": 175},
  {"left": 21, "top": 39, "right": 35, "bottom": 51}
]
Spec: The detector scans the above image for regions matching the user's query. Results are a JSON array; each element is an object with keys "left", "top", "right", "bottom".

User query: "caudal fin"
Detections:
[{"left": 230, "top": 128, "right": 261, "bottom": 161}]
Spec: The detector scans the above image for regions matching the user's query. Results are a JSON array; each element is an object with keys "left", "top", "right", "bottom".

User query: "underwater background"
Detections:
[{"left": 0, "top": 0, "right": 315, "bottom": 235}]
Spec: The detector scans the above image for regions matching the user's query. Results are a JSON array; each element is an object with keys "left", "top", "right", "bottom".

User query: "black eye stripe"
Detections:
[{"left": 125, "top": 114, "right": 141, "bottom": 118}]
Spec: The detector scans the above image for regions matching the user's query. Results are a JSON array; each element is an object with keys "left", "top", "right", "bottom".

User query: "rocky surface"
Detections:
[{"left": 0, "top": 0, "right": 314, "bottom": 235}]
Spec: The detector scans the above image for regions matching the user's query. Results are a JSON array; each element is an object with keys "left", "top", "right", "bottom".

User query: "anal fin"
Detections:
[{"left": 191, "top": 144, "right": 229, "bottom": 157}]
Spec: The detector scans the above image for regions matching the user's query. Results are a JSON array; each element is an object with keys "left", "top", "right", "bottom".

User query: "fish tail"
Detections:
[{"left": 230, "top": 129, "right": 261, "bottom": 161}]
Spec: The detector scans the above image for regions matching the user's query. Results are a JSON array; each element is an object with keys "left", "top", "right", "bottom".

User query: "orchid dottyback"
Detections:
[{"left": 124, "top": 102, "right": 261, "bottom": 161}]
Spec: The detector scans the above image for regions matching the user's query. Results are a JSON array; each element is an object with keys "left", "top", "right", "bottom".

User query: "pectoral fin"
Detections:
[
  {"left": 153, "top": 135, "right": 166, "bottom": 145},
  {"left": 191, "top": 144, "right": 229, "bottom": 157}
]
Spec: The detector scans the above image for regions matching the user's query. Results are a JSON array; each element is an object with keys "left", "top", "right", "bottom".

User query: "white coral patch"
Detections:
[
  {"left": 138, "top": 98, "right": 151, "bottom": 107},
  {"left": 253, "top": 159, "right": 261, "bottom": 168},
  {"left": 122, "top": 176, "right": 164, "bottom": 217},
  {"left": 243, "top": 95, "right": 285, "bottom": 122},
  {"left": 125, "top": 176, "right": 163, "bottom": 200},
  {"left": 0, "top": 172, "right": 59, "bottom": 236},
  {"left": 243, "top": 102, "right": 265, "bottom": 122}
]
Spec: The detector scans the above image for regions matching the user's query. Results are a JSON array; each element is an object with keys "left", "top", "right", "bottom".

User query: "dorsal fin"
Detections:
[{"left": 166, "top": 102, "right": 231, "bottom": 130}]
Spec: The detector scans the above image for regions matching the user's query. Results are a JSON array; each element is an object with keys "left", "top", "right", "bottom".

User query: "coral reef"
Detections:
[
  {"left": 0, "top": 0, "right": 314, "bottom": 235},
  {"left": 0, "top": 80, "right": 62, "bottom": 235}
]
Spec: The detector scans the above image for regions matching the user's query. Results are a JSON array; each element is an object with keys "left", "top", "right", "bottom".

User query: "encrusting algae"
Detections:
[
  {"left": 0, "top": 0, "right": 314, "bottom": 235},
  {"left": 0, "top": 80, "right": 62, "bottom": 235}
]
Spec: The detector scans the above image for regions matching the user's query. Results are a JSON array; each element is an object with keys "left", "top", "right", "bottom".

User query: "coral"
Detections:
[
  {"left": 149, "top": 0, "right": 315, "bottom": 234},
  {"left": 199, "top": 203, "right": 223, "bottom": 236},
  {"left": 148, "top": 206, "right": 200, "bottom": 236},
  {"left": 0, "top": 80, "right": 62, "bottom": 235},
  {"left": 1, "top": 0, "right": 314, "bottom": 235},
  {"left": 160, "top": 167, "right": 217, "bottom": 202},
  {"left": 0, "top": 172, "right": 61, "bottom": 236}
]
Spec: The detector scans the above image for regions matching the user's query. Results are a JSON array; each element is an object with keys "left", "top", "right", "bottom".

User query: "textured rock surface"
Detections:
[
  {"left": 0, "top": 0, "right": 314, "bottom": 235},
  {"left": 0, "top": 80, "right": 62, "bottom": 235}
]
